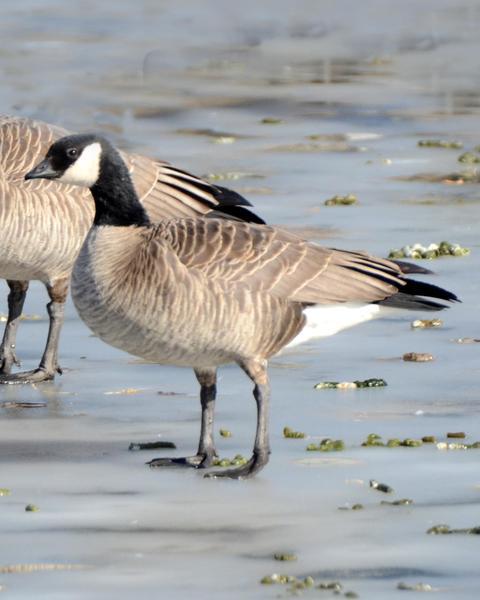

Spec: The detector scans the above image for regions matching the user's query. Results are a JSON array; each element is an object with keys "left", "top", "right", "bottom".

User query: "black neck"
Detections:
[{"left": 90, "top": 149, "right": 151, "bottom": 227}]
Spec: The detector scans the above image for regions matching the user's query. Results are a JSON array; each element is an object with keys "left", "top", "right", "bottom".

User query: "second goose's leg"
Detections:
[
  {"left": 148, "top": 367, "right": 219, "bottom": 469},
  {"left": 0, "top": 278, "right": 68, "bottom": 384},
  {"left": 0, "top": 280, "right": 29, "bottom": 375},
  {"left": 205, "top": 358, "right": 270, "bottom": 480}
]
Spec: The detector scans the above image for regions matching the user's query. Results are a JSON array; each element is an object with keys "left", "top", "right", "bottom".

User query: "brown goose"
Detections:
[
  {"left": 26, "top": 134, "right": 458, "bottom": 478},
  {"left": 0, "top": 116, "right": 262, "bottom": 383}
]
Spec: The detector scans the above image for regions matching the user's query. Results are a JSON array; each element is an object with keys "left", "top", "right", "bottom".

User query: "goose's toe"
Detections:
[
  {"left": 0, "top": 349, "right": 21, "bottom": 374},
  {"left": 0, "top": 367, "right": 57, "bottom": 385},
  {"left": 148, "top": 453, "right": 217, "bottom": 469},
  {"left": 204, "top": 451, "right": 269, "bottom": 480}
]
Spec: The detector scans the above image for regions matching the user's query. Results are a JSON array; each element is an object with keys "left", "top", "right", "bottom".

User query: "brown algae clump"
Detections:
[
  {"left": 427, "top": 524, "right": 480, "bottom": 535},
  {"left": 283, "top": 426, "right": 306, "bottom": 439},
  {"left": 411, "top": 319, "right": 443, "bottom": 329},
  {"left": 261, "top": 117, "right": 283, "bottom": 124},
  {"left": 25, "top": 504, "right": 39, "bottom": 512},
  {"left": 418, "top": 139, "right": 462, "bottom": 149},
  {"left": 318, "top": 581, "right": 342, "bottom": 591},
  {"left": 260, "top": 573, "right": 297, "bottom": 585},
  {"left": 381, "top": 498, "right": 413, "bottom": 506},
  {"left": 403, "top": 352, "right": 434, "bottom": 362},
  {"left": 324, "top": 194, "right": 358, "bottom": 206},
  {"left": 0, "top": 563, "right": 85, "bottom": 573},
  {"left": 306, "top": 438, "right": 345, "bottom": 452},
  {"left": 273, "top": 553, "right": 297, "bottom": 561},
  {"left": 446, "top": 431, "right": 466, "bottom": 439}
]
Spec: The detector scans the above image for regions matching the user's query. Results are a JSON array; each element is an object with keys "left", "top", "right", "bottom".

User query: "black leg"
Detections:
[
  {"left": 38, "top": 279, "right": 68, "bottom": 376},
  {"left": 205, "top": 358, "right": 270, "bottom": 479},
  {"left": 0, "top": 278, "right": 68, "bottom": 384},
  {"left": 0, "top": 280, "right": 29, "bottom": 374},
  {"left": 195, "top": 367, "right": 218, "bottom": 462},
  {"left": 148, "top": 367, "right": 218, "bottom": 469}
]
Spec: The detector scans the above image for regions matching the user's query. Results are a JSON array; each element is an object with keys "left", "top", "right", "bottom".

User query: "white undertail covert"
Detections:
[{"left": 286, "top": 303, "right": 386, "bottom": 348}]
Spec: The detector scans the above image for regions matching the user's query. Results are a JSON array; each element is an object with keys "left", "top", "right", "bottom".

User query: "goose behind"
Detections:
[{"left": 26, "top": 134, "right": 458, "bottom": 478}]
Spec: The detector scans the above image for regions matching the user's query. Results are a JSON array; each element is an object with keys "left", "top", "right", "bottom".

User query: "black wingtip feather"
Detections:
[
  {"left": 212, "top": 184, "right": 254, "bottom": 207},
  {"left": 207, "top": 206, "right": 266, "bottom": 225},
  {"left": 391, "top": 260, "right": 434, "bottom": 275},
  {"left": 160, "top": 169, "right": 265, "bottom": 223}
]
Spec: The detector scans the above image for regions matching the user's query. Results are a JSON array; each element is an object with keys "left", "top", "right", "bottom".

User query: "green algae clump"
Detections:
[
  {"left": 283, "top": 426, "right": 306, "bottom": 439},
  {"left": 306, "top": 438, "right": 345, "bottom": 452}
]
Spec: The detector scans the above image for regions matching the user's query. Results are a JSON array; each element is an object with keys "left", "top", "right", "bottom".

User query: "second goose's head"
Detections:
[{"left": 25, "top": 133, "right": 114, "bottom": 188}]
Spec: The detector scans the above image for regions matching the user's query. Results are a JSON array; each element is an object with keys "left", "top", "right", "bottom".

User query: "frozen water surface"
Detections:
[{"left": 1, "top": 0, "right": 480, "bottom": 597}]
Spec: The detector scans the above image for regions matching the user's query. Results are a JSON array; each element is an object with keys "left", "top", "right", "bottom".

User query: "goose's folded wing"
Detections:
[
  {"left": 1, "top": 117, "right": 91, "bottom": 202},
  {"left": 0, "top": 116, "right": 68, "bottom": 179},
  {"left": 154, "top": 218, "right": 405, "bottom": 305},
  {"left": 125, "top": 154, "right": 264, "bottom": 224}
]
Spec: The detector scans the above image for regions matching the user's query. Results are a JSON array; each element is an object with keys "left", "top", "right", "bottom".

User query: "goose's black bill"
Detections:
[{"left": 25, "top": 158, "right": 59, "bottom": 181}]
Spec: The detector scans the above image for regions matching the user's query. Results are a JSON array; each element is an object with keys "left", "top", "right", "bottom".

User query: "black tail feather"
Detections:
[
  {"left": 400, "top": 278, "right": 459, "bottom": 303},
  {"left": 378, "top": 278, "right": 459, "bottom": 311},
  {"left": 379, "top": 293, "right": 451, "bottom": 311},
  {"left": 390, "top": 259, "right": 433, "bottom": 275}
]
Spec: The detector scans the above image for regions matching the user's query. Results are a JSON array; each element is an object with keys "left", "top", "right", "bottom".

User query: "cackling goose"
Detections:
[{"left": 26, "top": 134, "right": 458, "bottom": 478}]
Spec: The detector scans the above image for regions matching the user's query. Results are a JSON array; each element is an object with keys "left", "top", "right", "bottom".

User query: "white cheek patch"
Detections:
[{"left": 58, "top": 142, "right": 102, "bottom": 187}]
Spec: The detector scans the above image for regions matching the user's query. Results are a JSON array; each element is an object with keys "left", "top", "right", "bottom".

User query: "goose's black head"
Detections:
[
  {"left": 25, "top": 133, "right": 110, "bottom": 188},
  {"left": 26, "top": 133, "right": 150, "bottom": 227}
]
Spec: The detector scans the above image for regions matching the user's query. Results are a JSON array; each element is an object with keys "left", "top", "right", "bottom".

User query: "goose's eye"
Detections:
[{"left": 66, "top": 148, "right": 78, "bottom": 158}]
